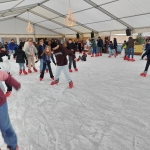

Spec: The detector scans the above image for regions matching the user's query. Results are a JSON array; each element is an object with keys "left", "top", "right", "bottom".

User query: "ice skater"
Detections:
[
  {"left": 121, "top": 40, "right": 128, "bottom": 60},
  {"left": 40, "top": 46, "right": 56, "bottom": 81},
  {"left": 108, "top": 41, "right": 116, "bottom": 58},
  {"left": 50, "top": 41, "right": 77, "bottom": 88},
  {"left": 13, "top": 46, "right": 28, "bottom": 75},
  {"left": 77, "top": 52, "right": 87, "bottom": 61},
  {"left": 0, "top": 70, "right": 21, "bottom": 150},
  {"left": 140, "top": 47, "right": 150, "bottom": 77},
  {"left": 91, "top": 39, "right": 97, "bottom": 57}
]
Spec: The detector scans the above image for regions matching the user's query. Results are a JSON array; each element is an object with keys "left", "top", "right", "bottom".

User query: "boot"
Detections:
[
  {"left": 28, "top": 69, "right": 32, "bottom": 73},
  {"left": 46, "top": 70, "right": 48, "bottom": 73},
  {"left": 88, "top": 52, "right": 91, "bottom": 55},
  {"left": 23, "top": 69, "right": 28, "bottom": 75},
  {"left": 51, "top": 77, "right": 54, "bottom": 80},
  {"left": 5, "top": 91, "right": 11, "bottom": 97},
  {"left": 19, "top": 70, "right": 22, "bottom": 75},
  {"left": 69, "top": 81, "right": 73, "bottom": 88},
  {"left": 91, "top": 54, "right": 94, "bottom": 57},
  {"left": 40, "top": 78, "right": 42, "bottom": 81},
  {"left": 131, "top": 58, "right": 135, "bottom": 62},
  {"left": 7, "top": 145, "right": 19, "bottom": 150},
  {"left": 100, "top": 53, "right": 102, "bottom": 56},
  {"left": 51, "top": 80, "right": 59, "bottom": 85},
  {"left": 127, "top": 57, "right": 130, "bottom": 61},
  {"left": 108, "top": 56, "right": 111, "bottom": 58},
  {"left": 74, "top": 68, "right": 78, "bottom": 71},
  {"left": 69, "top": 69, "right": 72, "bottom": 72},
  {"left": 140, "top": 72, "right": 147, "bottom": 77},
  {"left": 124, "top": 56, "right": 127, "bottom": 60},
  {"left": 33, "top": 67, "right": 38, "bottom": 72},
  {"left": 97, "top": 53, "right": 99, "bottom": 56}
]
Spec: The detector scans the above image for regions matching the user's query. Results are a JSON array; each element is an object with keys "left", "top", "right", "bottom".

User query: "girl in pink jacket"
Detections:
[{"left": 0, "top": 70, "right": 20, "bottom": 150}]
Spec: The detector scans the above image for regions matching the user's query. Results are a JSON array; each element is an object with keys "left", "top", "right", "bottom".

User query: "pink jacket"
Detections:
[{"left": 0, "top": 71, "right": 21, "bottom": 106}]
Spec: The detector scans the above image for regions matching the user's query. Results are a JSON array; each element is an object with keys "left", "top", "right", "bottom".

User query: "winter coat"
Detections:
[
  {"left": 91, "top": 40, "right": 97, "bottom": 48},
  {"left": 145, "top": 44, "right": 150, "bottom": 50},
  {"left": 67, "top": 43, "right": 77, "bottom": 54},
  {"left": 38, "top": 44, "right": 46, "bottom": 59},
  {"left": 126, "top": 39, "right": 136, "bottom": 48},
  {"left": 97, "top": 39, "right": 103, "bottom": 47},
  {"left": 109, "top": 44, "right": 115, "bottom": 50},
  {"left": 86, "top": 39, "right": 91, "bottom": 47},
  {"left": 8, "top": 42, "right": 18, "bottom": 50},
  {"left": 0, "top": 50, "right": 10, "bottom": 62},
  {"left": 23, "top": 42, "right": 29, "bottom": 51},
  {"left": 25, "top": 46, "right": 37, "bottom": 58},
  {"left": 42, "top": 53, "right": 56, "bottom": 65},
  {"left": 142, "top": 48, "right": 150, "bottom": 60},
  {"left": 13, "top": 49, "right": 27, "bottom": 63},
  {"left": 113, "top": 41, "right": 118, "bottom": 49}
]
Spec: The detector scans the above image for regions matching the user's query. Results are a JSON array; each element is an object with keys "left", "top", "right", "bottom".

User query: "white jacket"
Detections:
[
  {"left": 0, "top": 56, "right": 11, "bottom": 73},
  {"left": 86, "top": 39, "right": 91, "bottom": 47}
]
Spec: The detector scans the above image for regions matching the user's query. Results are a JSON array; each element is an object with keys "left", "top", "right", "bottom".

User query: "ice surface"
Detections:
[{"left": 1, "top": 54, "right": 150, "bottom": 150}]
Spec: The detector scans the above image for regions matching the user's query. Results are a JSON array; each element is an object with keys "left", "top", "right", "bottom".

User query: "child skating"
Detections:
[
  {"left": 13, "top": 46, "right": 28, "bottom": 75},
  {"left": 51, "top": 41, "right": 77, "bottom": 88},
  {"left": 77, "top": 52, "right": 87, "bottom": 61},
  {"left": 40, "top": 46, "right": 56, "bottom": 81},
  {"left": 140, "top": 47, "right": 150, "bottom": 77},
  {"left": 0, "top": 70, "right": 21, "bottom": 150},
  {"left": 108, "top": 41, "right": 116, "bottom": 58}
]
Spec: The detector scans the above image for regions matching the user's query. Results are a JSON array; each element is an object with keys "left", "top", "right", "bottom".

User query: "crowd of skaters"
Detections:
[{"left": 1, "top": 35, "right": 150, "bottom": 150}]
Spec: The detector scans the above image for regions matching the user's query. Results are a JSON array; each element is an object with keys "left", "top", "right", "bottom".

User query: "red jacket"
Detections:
[{"left": 0, "top": 74, "right": 21, "bottom": 106}]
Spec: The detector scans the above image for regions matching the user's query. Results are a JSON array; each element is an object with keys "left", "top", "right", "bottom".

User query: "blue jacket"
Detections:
[
  {"left": 109, "top": 44, "right": 114, "bottom": 50},
  {"left": 142, "top": 48, "right": 150, "bottom": 60},
  {"left": 8, "top": 42, "right": 18, "bottom": 50},
  {"left": 145, "top": 44, "right": 150, "bottom": 50},
  {"left": 42, "top": 53, "right": 56, "bottom": 65},
  {"left": 97, "top": 39, "right": 103, "bottom": 47}
]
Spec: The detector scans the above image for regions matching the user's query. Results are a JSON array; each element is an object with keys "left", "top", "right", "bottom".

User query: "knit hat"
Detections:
[{"left": 51, "top": 42, "right": 58, "bottom": 49}]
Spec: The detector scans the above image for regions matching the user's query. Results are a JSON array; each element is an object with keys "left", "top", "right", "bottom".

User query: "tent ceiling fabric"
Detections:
[{"left": 0, "top": 0, "right": 150, "bottom": 35}]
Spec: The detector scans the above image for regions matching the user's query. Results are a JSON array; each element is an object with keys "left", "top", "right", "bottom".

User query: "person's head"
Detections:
[
  {"left": 148, "top": 40, "right": 150, "bottom": 44},
  {"left": 28, "top": 39, "right": 33, "bottom": 46},
  {"left": 98, "top": 36, "right": 101, "bottom": 39},
  {"left": 129, "top": 37, "right": 133, "bottom": 40},
  {"left": 42, "top": 46, "right": 51, "bottom": 56},
  {"left": 68, "top": 39, "right": 72, "bottom": 44},
  {"left": 39, "top": 39, "right": 44, "bottom": 46},
  {"left": 124, "top": 40, "right": 126, "bottom": 43},
  {"left": 51, "top": 41, "right": 58, "bottom": 50},
  {"left": 5, "top": 42, "right": 8, "bottom": 44},
  {"left": 110, "top": 41, "right": 113, "bottom": 44},
  {"left": 11, "top": 39, "right": 14, "bottom": 43}
]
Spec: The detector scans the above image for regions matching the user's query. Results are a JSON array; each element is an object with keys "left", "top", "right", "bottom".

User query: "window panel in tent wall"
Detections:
[
  {"left": 0, "top": 0, "right": 21, "bottom": 11},
  {"left": 19, "top": 12, "right": 46, "bottom": 23},
  {"left": 86, "top": 20, "right": 126, "bottom": 32},
  {"left": 16, "top": 0, "right": 44, "bottom": 8},
  {"left": 90, "top": 0, "right": 117, "bottom": 5},
  {"left": 54, "top": 28, "right": 76, "bottom": 34},
  {"left": 73, "top": 8, "right": 111, "bottom": 24},
  {"left": 101, "top": 0, "right": 142, "bottom": 18},
  {"left": 37, "top": 21, "right": 63, "bottom": 29},
  {"left": 121, "top": 15, "right": 150, "bottom": 28},
  {"left": 31, "top": 6, "right": 59, "bottom": 19},
  {"left": 43, "top": 0, "right": 92, "bottom": 15}
]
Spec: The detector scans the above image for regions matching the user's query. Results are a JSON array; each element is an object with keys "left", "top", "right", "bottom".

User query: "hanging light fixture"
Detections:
[
  {"left": 26, "top": 11, "right": 34, "bottom": 33},
  {"left": 65, "top": 0, "right": 76, "bottom": 27}
]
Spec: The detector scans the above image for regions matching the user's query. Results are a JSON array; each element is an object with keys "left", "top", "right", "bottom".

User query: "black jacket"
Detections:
[
  {"left": 97, "top": 39, "right": 103, "bottom": 47},
  {"left": 142, "top": 48, "right": 150, "bottom": 60},
  {"left": 38, "top": 44, "right": 46, "bottom": 59},
  {"left": 0, "top": 50, "right": 10, "bottom": 62},
  {"left": 13, "top": 49, "right": 27, "bottom": 63},
  {"left": 67, "top": 43, "right": 77, "bottom": 54}
]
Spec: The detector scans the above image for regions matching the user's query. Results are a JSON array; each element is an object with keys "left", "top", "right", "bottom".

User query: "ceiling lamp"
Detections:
[
  {"left": 26, "top": 11, "right": 33, "bottom": 33},
  {"left": 65, "top": 0, "right": 76, "bottom": 27}
]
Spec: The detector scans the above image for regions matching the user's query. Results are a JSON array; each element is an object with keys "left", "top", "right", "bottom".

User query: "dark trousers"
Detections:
[
  {"left": 5, "top": 82, "right": 12, "bottom": 92},
  {"left": 78, "top": 47, "right": 82, "bottom": 53},
  {"left": 144, "top": 60, "right": 150, "bottom": 72},
  {"left": 69, "top": 56, "right": 76, "bottom": 69},
  {"left": 40, "top": 62, "right": 54, "bottom": 79}
]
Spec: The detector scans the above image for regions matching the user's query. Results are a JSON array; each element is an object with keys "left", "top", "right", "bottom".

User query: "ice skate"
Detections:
[
  {"left": 19, "top": 70, "right": 22, "bottom": 75},
  {"left": 69, "top": 81, "right": 73, "bottom": 88},
  {"left": 91, "top": 54, "right": 94, "bottom": 57},
  {"left": 7, "top": 145, "right": 19, "bottom": 150},
  {"left": 69, "top": 69, "right": 72, "bottom": 72},
  {"left": 33, "top": 67, "right": 38, "bottom": 72},
  {"left": 5, "top": 91, "right": 11, "bottom": 97},
  {"left": 140, "top": 72, "right": 147, "bottom": 77},
  {"left": 23, "top": 69, "right": 28, "bottom": 75},
  {"left": 51, "top": 77, "right": 54, "bottom": 80},
  {"left": 51, "top": 80, "right": 59, "bottom": 85},
  {"left": 40, "top": 78, "right": 42, "bottom": 81},
  {"left": 108, "top": 56, "right": 111, "bottom": 58},
  {"left": 74, "top": 68, "right": 78, "bottom": 71},
  {"left": 46, "top": 70, "right": 48, "bottom": 73},
  {"left": 28, "top": 69, "right": 32, "bottom": 73},
  {"left": 131, "top": 58, "right": 135, "bottom": 62},
  {"left": 100, "top": 53, "right": 102, "bottom": 56}
]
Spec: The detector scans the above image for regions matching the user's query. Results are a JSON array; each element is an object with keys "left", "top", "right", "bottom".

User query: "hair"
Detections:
[
  {"left": 129, "top": 37, "right": 133, "bottom": 40},
  {"left": 39, "top": 39, "right": 44, "bottom": 43},
  {"left": 41, "top": 46, "right": 51, "bottom": 56},
  {"left": 29, "top": 39, "right": 33, "bottom": 42},
  {"left": 110, "top": 41, "right": 113, "bottom": 43},
  {"left": 68, "top": 39, "right": 72, "bottom": 41},
  {"left": 124, "top": 40, "right": 126, "bottom": 43},
  {"left": 11, "top": 39, "right": 14, "bottom": 41}
]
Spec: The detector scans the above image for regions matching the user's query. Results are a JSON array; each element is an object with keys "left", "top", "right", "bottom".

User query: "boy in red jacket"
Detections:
[
  {"left": 51, "top": 42, "right": 77, "bottom": 88},
  {"left": 0, "top": 70, "right": 21, "bottom": 150}
]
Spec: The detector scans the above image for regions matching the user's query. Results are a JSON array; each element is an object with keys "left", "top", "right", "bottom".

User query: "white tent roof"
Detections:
[{"left": 0, "top": 0, "right": 150, "bottom": 36}]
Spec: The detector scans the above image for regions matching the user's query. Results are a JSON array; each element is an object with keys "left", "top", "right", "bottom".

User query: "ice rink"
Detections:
[{"left": 1, "top": 54, "right": 150, "bottom": 150}]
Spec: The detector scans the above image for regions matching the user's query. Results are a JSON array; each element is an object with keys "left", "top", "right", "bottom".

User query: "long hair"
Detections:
[{"left": 41, "top": 46, "right": 51, "bottom": 56}]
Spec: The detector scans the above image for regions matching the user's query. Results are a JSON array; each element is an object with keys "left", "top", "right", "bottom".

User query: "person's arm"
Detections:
[
  {"left": 142, "top": 48, "right": 150, "bottom": 59},
  {"left": 13, "top": 50, "right": 17, "bottom": 58},
  {"left": 51, "top": 54, "right": 56, "bottom": 65},
  {"left": 121, "top": 43, "right": 125, "bottom": 49},
  {"left": 38, "top": 46, "right": 41, "bottom": 59},
  {"left": 25, "top": 47, "right": 30, "bottom": 56},
  {"left": 64, "top": 48, "right": 77, "bottom": 61}
]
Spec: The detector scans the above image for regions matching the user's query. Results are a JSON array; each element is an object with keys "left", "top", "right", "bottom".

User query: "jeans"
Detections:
[
  {"left": 68, "top": 56, "right": 76, "bottom": 69},
  {"left": 40, "top": 62, "right": 54, "bottom": 79},
  {"left": 40, "top": 59, "right": 48, "bottom": 72},
  {"left": 92, "top": 47, "right": 97, "bottom": 54},
  {"left": 9, "top": 50, "right": 14, "bottom": 57},
  {"left": 128, "top": 47, "right": 134, "bottom": 58},
  {"left": 144, "top": 60, "right": 150, "bottom": 72},
  {"left": 0, "top": 102, "right": 17, "bottom": 150},
  {"left": 109, "top": 49, "right": 116, "bottom": 56},
  {"left": 19, "top": 63, "right": 25, "bottom": 70},
  {"left": 98, "top": 47, "right": 102, "bottom": 54},
  {"left": 54, "top": 65, "right": 72, "bottom": 82},
  {"left": 28, "top": 57, "right": 35, "bottom": 70}
]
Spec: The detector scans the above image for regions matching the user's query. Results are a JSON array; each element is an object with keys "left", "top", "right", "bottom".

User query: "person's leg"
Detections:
[
  {"left": 113, "top": 49, "right": 116, "bottom": 57},
  {"left": 128, "top": 48, "right": 131, "bottom": 58},
  {"left": 63, "top": 65, "right": 72, "bottom": 82},
  {"left": 28, "top": 57, "right": 31, "bottom": 70},
  {"left": 18, "top": 63, "right": 22, "bottom": 70},
  {"left": 73, "top": 58, "right": 77, "bottom": 69},
  {"left": 68, "top": 56, "right": 73, "bottom": 70},
  {"left": 40, "top": 63, "right": 46, "bottom": 79},
  {"left": 47, "top": 63, "right": 54, "bottom": 78},
  {"left": 40, "top": 59, "right": 43, "bottom": 72},
  {"left": 131, "top": 48, "right": 134, "bottom": 58},
  {"left": 54, "top": 66, "right": 63, "bottom": 81},
  {"left": 5, "top": 82, "right": 12, "bottom": 92},
  {"left": 22, "top": 63, "right": 25, "bottom": 70},
  {"left": 31, "top": 57, "right": 35, "bottom": 68},
  {"left": 144, "top": 60, "right": 150, "bottom": 73},
  {"left": 0, "top": 102, "right": 17, "bottom": 149}
]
